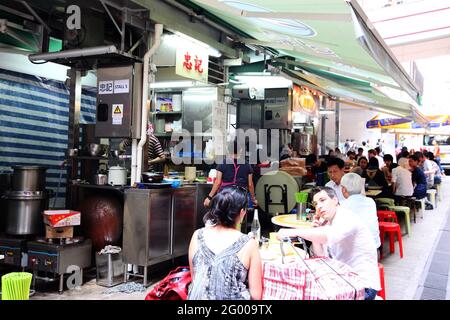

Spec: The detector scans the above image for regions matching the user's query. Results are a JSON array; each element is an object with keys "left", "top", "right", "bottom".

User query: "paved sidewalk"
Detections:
[{"left": 381, "top": 176, "right": 450, "bottom": 300}]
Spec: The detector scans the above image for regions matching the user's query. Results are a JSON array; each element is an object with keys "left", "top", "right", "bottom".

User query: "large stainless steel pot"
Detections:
[
  {"left": 94, "top": 174, "right": 108, "bottom": 185},
  {"left": 5, "top": 190, "right": 47, "bottom": 235},
  {"left": 12, "top": 166, "right": 47, "bottom": 191}
]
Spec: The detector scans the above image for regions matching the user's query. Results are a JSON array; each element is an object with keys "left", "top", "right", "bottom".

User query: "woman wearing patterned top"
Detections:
[{"left": 188, "top": 186, "right": 262, "bottom": 300}]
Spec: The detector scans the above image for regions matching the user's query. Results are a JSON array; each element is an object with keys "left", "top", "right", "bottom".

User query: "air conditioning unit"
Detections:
[{"left": 232, "top": 85, "right": 264, "bottom": 100}]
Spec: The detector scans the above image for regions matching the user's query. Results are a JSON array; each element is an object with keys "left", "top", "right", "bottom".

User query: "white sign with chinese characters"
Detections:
[
  {"left": 212, "top": 101, "right": 228, "bottom": 156},
  {"left": 98, "top": 81, "right": 113, "bottom": 94},
  {"left": 175, "top": 46, "right": 209, "bottom": 83}
]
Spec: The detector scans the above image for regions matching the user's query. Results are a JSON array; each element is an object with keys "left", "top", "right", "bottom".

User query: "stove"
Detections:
[
  {"left": 0, "top": 235, "right": 28, "bottom": 267},
  {"left": 27, "top": 237, "right": 92, "bottom": 274}
]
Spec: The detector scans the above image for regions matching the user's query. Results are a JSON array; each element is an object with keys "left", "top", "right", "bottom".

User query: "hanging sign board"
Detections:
[
  {"left": 176, "top": 46, "right": 209, "bottom": 83},
  {"left": 293, "top": 85, "right": 318, "bottom": 116}
]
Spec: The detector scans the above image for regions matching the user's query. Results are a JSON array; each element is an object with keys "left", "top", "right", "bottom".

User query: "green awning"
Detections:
[{"left": 188, "top": 0, "right": 421, "bottom": 104}]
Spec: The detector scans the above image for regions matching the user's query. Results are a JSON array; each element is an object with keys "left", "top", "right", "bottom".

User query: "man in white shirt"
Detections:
[
  {"left": 325, "top": 157, "right": 346, "bottom": 202},
  {"left": 391, "top": 158, "right": 414, "bottom": 196},
  {"left": 277, "top": 186, "right": 381, "bottom": 300},
  {"left": 418, "top": 152, "right": 435, "bottom": 189},
  {"left": 340, "top": 173, "right": 381, "bottom": 250}
]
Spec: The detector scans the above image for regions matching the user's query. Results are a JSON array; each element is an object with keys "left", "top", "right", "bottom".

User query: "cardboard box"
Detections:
[
  {"left": 43, "top": 210, "right": 81, "bottom": 227},
  {"left": 45, "top": 225, "right": 74, "bottom": 239}
]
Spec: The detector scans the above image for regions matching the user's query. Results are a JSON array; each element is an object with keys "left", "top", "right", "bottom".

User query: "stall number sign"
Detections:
[
  {"left": 99, "top": 79, "right": 129, "bottom": 94},
  {"left": 112, "top": 104, "right": 123, "bottom": 125},
  {"left": 176, "top": 47, "right": 209, "bottom": 83}
]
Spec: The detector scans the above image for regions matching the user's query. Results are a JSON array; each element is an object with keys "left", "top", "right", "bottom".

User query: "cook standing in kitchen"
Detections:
[
  {"left": 204, "top": 139, "right": 257, "bottom": 208},
  {"left": 119, "top": 123, "right": 166, "bottom": 171}
]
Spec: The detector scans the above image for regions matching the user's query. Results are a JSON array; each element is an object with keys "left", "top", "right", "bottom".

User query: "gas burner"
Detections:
[{"left": 34, "top": 236, "right": 84, "bottom": 245}]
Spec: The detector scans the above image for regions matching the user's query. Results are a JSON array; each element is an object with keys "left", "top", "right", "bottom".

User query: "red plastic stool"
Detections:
[
  {"left": 379, "top": 222, "right": 403, "bottom": 259},
  {"left": 377, "top": 210, "right": 398, "bottom": 223},
  {"left": 378, "top": 263, "right": 386, "bottom": 300}
]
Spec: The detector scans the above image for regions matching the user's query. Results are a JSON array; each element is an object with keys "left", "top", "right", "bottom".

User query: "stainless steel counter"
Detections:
[{"left": 122, "top": 184, "right": 211, "bottom": 285}]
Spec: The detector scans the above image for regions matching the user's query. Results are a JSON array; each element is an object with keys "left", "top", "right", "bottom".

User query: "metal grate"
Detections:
[{"left": 208, "top": 56, "right": 225, "bottom": 84}]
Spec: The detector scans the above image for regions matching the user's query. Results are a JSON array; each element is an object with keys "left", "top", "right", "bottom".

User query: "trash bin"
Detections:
[{"left": 96, "top": 251, "right": 124, "bottom": 287}]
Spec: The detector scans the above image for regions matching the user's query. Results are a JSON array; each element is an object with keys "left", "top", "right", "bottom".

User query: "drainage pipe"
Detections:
[{"left": 134, "top": 23, "right": 163, "bottom": 184}]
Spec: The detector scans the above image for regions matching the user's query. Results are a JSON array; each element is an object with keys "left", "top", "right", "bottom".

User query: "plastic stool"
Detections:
[
  {"left": 415, "top": 198, "right": 425, "bottom": 219},
  {"left": 426, "top": 189, "right": 437, "bottom": 209},
  {"left": 387, "top": 205, "right": 411, "bottom": 236},
  {"left": 379, "top": 222, "right": 404, "bottom": 259},
  {"left": 378, "top": 263, "right": 386, "bottom": 300},
  {"left": 434, "top": 184, "right": 442, "bottom": 201},
  {"left": 375, "top": 198, "right": 395, "bottom": 207},
  {"left": 397, "top": 196, "right": 416, "bottom": 224},
  {"left": 377, "top": 210, "right": 398, "bottom": 223}
]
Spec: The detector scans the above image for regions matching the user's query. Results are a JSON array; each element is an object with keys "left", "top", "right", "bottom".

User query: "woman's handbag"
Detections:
[
  {"left": 145, "top": 266, "right": 192, "bottom": 300},
  {"left": 262, "top": 239, "right": 365, "bottom": 300}
]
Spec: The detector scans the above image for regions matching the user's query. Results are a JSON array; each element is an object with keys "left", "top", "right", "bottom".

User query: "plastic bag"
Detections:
[{"left": 145, "top": 266, "right": 191, "bottom": 300}]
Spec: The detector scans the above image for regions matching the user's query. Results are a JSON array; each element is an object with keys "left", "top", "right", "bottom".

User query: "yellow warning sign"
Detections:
[{"left": 114, "top": 106, "right": 122, "bottom": 114}]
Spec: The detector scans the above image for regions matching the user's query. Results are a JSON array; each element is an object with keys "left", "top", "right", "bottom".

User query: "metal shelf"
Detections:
[{"left": 69, "top": 156, "right": 108, "bottom": 160}]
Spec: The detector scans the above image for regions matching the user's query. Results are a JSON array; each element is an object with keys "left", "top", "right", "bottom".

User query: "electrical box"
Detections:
[
  {"left": 95, "top": 64, "right": 143, "bottom": 138},
  {"left": 263, "top": 88, "right": 292, "bottom": 129}
]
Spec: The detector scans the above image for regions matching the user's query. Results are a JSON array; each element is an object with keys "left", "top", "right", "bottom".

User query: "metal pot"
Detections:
[
  {"left": 108, "top": 166, "right": 127, "bottom": 186},
  {"left": 5, "top": 190, "right": 47, "bottom": 235},
  {"left": 94, "top": 174, "right": 108, "bottom": 185},
  {"left": 12, "top": 166, "right": 47, "bottom": 191},
  {"left": 86, "top": 143, "right": 107, "bottom": 157},
  {"left": 68, "top": 148, "right": 78, "bottom": 157},
  {"left": 109, "top": 149, "right": 121, "bottom": 158}
]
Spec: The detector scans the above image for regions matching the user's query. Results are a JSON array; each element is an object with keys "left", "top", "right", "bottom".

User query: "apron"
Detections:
[{"left": 219, "top": 162, "right": 241, "bottom": 190}]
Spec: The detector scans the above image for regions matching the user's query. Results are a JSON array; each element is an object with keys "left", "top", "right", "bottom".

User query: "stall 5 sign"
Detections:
[{"left": 176, "top": 47, "right": 209, "bottom": 83}]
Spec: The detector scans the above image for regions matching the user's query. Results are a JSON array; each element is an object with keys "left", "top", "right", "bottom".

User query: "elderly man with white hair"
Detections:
[
  {"left": 391, "top": 157, "right": 414, "bottom": 197},
  {"left": 340, "top": 173, "right": 381, "bottom": 250}
]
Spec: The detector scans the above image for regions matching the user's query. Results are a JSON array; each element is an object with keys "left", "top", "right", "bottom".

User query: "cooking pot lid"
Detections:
[
  {"left": 109, "top": 166, "right": 126, "bottom": 170},
  {"left": 12, "top": 165, "right": 47, "bottom": 171},
  {"left": 5, "top": 190, "right": 47, "bottom": 199}
]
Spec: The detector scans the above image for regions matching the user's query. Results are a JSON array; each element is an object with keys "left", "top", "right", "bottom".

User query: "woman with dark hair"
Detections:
[
  {"left": 351, "top": 156, "right": 368, "bottom": 176},
  {"left": 188, "top": 186, "right": 262, "bottom": 300},
  {"left": 362, "top": 157, "right": 391, "bottom": 197}
]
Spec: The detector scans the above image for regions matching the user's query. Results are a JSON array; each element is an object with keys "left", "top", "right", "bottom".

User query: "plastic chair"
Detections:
[
  {"left": 375, "top": 198, "right": 395, "bottom": 210},
  {"left": 396, "top": 196, "right": 417, "bottom": 224},
  {"left": 377, "top": 210, "right": 398, "bottom": 223},
  {"left": 415, "top": 198, "right": 426, "bottom": 219},
  {"left": 386, "top": 206, "right": 411, "bottom": 236},
  {"left": 379, "top": 222, "right": 404, "bottom": 259},
  {"left": 426, "top": 189, "right": 437, "bottom": 209},
  {"left": 378, "top": 263, "right": 386, "bottom": 300},
  {"left": 434, "top": 184, "right": 442, "bottom": 201}
]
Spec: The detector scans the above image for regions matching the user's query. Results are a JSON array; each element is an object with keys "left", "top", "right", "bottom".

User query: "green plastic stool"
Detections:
[
  {"left": 387, "top": 205, "right": 411, "bottom": 236},
  {"left": 375, "top": 198, "right": 395, "bottom": 206}
]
